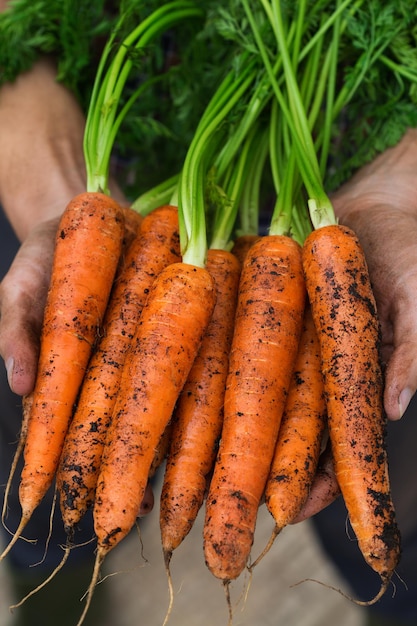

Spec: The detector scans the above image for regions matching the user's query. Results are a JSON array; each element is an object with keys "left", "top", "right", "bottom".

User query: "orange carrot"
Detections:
[
  {"left": 56, "top": 205, "right": 180, "bottom": 537},
  {"left": 203, "top": 235, "right": 306, "bottom": 583},
  {"left": 160, "top": 249, "right": 241, "bottom": 560},
  {"left": 248, "top": 304, "right": 327, "bottom": 568},
  {"left": 302, "top": 223, "right": 401, "bottom": 601},
  {"left": 75, "top": 261, "right": 217, "bottom": 624},
  {"left": 265, "top": 304, "right": 326, "bottom": 532},
  {"left": 0, "top": 192, "right": 124, "bottom": 560},
  {"left": 94, "top": 261, "right": 216, "bottom": 551},
  {"left": 121, "top": 206, "right": 143, "bottom": 248},
  {"left": 231, "top": 234, "right": 260, "bottom": 266}
]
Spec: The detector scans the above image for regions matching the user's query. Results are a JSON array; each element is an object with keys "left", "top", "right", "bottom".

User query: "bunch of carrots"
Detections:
[{"left": 2, "top": 0, "right": 413, "bottom": 624}]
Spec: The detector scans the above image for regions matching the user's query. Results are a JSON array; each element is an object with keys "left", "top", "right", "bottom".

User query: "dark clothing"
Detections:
[{"left": 312, "top": 408, "right": 417, "bottom": 622}]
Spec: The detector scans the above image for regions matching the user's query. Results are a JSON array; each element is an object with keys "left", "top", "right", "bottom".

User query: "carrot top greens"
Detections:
[
  {"left": 3, "top": 0, "right": 417, "bottom": 232},
  {"left": 83, "top": 1, "right": 204, "bottom": 194}
]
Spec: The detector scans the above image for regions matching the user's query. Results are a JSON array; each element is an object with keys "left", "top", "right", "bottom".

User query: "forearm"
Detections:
[{"left": 0, "top": 57, "right": 87, "bottom": 241}]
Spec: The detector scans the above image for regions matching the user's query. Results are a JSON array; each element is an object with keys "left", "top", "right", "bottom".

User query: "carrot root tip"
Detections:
[
  {"left": 75, "top": 549, "right": 105, "bottom": 626},
  {"left": 248, "top": 525, "right": 281, "bottom": 572},
  {"left": 162, "top": 549, "right": 174, "bottom": 626},
  {"left": 290, "top": 574, "right": 393, "bottom": 606},
  {"left": 9, "top": 543, "right": 71, "bottom": 611},
  {"left": 222, "top": 580, "right": 234, "bottom": 626}
]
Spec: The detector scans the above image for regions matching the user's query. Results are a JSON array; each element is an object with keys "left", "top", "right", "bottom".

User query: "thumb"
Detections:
[
  {"left": 384, "top": 341, "right": 417, "bottom": 421},
  {"left": 383, "top": 293, "right": 417, "bottom": 420}
]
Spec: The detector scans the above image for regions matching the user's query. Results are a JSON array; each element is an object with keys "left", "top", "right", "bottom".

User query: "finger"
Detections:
[
  {"left": 138, "top": 482, "right": 154, "bottom": 517},
  {"left": 0, "top": 272, "right": 43, "bottom": 395},
  {"left": 383, "top": 283, "right": 417, "bottom": 420},
  {"left": 384, "top": 340, "right": 417, "bottom": 421},
  {"left": 291, "top": 448, "right": 341, "bottom": 523},
  {"left": 0, "top": 220, "right": 57, "bottom": 395}
]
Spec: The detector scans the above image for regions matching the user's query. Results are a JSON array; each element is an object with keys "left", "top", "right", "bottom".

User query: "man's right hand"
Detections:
[{"left": 0, "top": 218, "right": 59, "bottom": 395}]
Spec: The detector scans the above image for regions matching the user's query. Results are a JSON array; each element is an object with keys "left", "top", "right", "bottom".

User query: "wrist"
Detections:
[{"left": 332, "top": 128, "right": 417, "bottom": 223}]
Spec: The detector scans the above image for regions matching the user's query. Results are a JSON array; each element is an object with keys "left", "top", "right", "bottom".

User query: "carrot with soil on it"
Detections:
[
  {"left": 265, "top": 303, "right": 326, "bottom": 528},
  {"left": 0, "top": 192, "right": 125, "bottom": 562},
  {"left": 257, "top": 0, "right": 401, "bottom": 601},
  {"left": 251, "top": 304, "right": 326, "bottom": 569},
  {"left": 160, "top": 248, "right": 241, "bottom": 562},
  {"left": 79, "top": 261, "right": 216, "bottom": 624},
  {"left": 302, "top": 224, "right": 401, "bottom": 602},
  {"left": 56, "top": 204, "right": 180, "bottom": 538},
  {"left": 203, "top": 233, "right": 306, "bottom": 588},
  {"left": 93, "top": 265, "right": 216, "bottom": 557}
]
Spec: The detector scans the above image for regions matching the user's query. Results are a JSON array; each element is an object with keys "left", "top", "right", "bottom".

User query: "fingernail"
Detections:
[
  {"left": 398, "top": 387, "right": 414, "bottom": 419},
  {"left": 5, "top": 357, "right": 14, "bottom": 389}
]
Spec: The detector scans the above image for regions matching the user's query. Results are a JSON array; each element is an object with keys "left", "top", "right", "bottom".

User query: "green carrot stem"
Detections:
[
  {"left": 319, "top": 1, "right": 342, "bottom": 176},
  {"left": 131, "top": 174, "right": 180, "bottom": 216},
  {"left": 178, "top": 57, "right": 257, "bottom": 266},
  {"left": 237, "top": 125, "right": 269, "bottom": 238},
  {"left": 269, "top": 148, "right": 297, "bottom": 237},
  {"left": 210, "top": 120, "right": 265, "bottom": 249},
  {"left": 214, "top": 71, "right": 271, "bottom": 180},
  {"left": 84, "top": 1, "right": 203, "bottom": 194},
  {"left": 269, "top": 0, "right": 322, "bottom": 185},
  {"left": 380, "top": 55, "right": 417, "bottom": 83},
  {"left": 247, "top": 0, "right": 335, "bottom": 228}
]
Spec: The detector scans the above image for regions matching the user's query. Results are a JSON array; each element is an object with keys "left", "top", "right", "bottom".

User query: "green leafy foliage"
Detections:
[
  {"left": 2, "top": 0, "right": 417, "bottom": 200},
  {"left": 0, "top": 0, "right": 112, "bottom": 105},
  {"left": 325, "top": 0, "right": 417, "bottom": 188}
]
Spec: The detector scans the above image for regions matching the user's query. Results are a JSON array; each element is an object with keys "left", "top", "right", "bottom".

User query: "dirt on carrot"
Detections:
[
  {"left": 203, "top": 235, "right": 306, "bottom": 583},
  {"left": 265, "top": 303, "right": 326, "bottom": 531},
  {"left": 302, "top": 223, "right": 401, "bottom": 600},
  {"left": 56, "top": 205, "right": 180, "bottom": 537},
  {"left": 160, "top": 249, "right": 241, "bottom": 558},
  {"left": 0, "top": 192, "right": 125, "bottom": 562}
]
